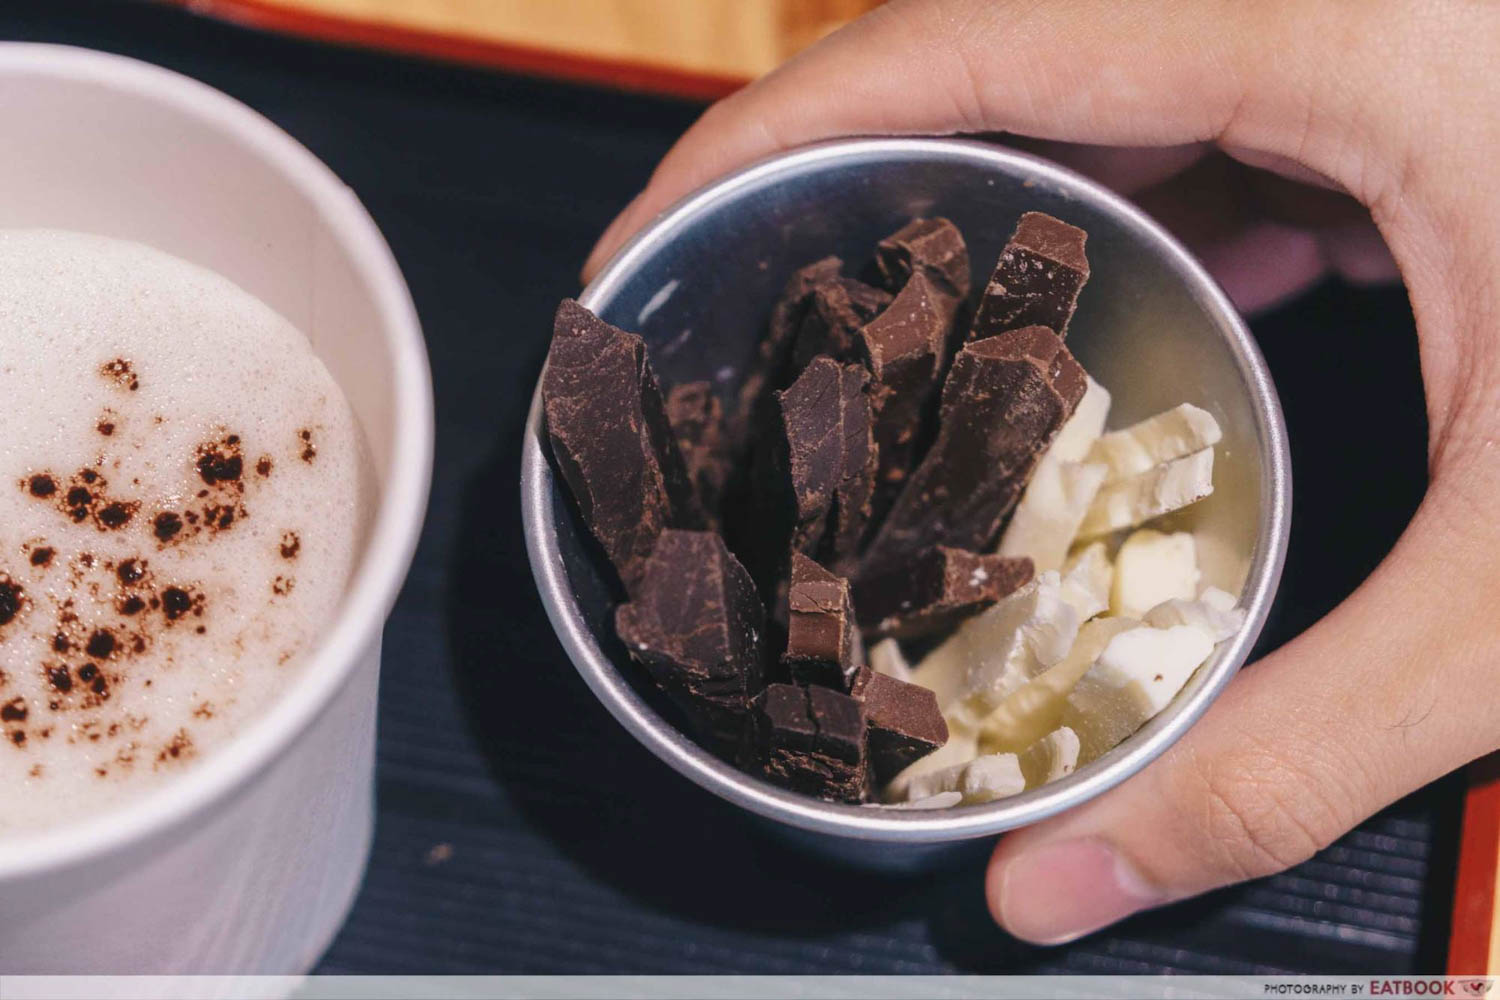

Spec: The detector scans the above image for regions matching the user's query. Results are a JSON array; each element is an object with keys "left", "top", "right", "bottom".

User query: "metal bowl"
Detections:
[{"left": 522, "top": 137, "right": 1290, "bottom": 867}]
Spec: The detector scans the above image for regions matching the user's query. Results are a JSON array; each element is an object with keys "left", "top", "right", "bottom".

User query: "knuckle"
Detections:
[{"left": 1168, "top": 740, "right": 1349, "bottom": 882}]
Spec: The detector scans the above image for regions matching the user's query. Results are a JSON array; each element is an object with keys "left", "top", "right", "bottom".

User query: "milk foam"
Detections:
[{"left": 0, "top": 230, "right": 369, "bottom": 836}]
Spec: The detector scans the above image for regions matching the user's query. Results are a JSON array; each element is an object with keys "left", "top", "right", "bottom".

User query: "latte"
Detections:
[{"left": 0, "top": 230, "right": 369, "bottom": 835}]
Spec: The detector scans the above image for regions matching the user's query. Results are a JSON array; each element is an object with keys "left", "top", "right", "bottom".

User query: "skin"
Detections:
[{"left": 585, "top": 0, "right": 1500, "bottom": 944}]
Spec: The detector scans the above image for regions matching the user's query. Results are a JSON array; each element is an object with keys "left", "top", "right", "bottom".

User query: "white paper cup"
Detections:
[{"left": 0, "top": 45, "right": 433, "bottom": 973}]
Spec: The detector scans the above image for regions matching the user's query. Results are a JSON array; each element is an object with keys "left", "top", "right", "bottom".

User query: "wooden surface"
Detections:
[{"left": 180, "top": 0, "right": 881, "bottom": 98}]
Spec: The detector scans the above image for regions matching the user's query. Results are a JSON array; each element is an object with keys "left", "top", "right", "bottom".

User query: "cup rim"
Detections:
[
  {"left": 0, "top": 43, "right": 434, "bottom": 876},
  {"left": 523, "top": 136, "right": 1290, "bottom": 843}
]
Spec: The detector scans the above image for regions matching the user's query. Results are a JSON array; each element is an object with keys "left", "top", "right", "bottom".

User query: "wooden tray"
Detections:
[{"left": 178, "top": 0, "right": 882, "bottom": 99}]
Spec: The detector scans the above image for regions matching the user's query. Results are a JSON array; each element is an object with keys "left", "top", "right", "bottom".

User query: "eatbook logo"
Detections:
[{"left": 1461, "top": 981, "right": 1494, "bottom": 997}]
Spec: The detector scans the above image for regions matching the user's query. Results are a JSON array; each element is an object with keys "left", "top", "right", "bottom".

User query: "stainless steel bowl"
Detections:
[{"left": 522, "top": 137, "right": 1290, "bottom": 867}]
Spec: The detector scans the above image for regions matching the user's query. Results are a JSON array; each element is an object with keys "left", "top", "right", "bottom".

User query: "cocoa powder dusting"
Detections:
[
  {"left": 100, "top": 358, "right": 140, "bottom": 391},
  {"left": 153, "top": 511, "right": 183, "bottom": 543},
  {"left": 0, "top": 576, "right": 21, "bottom": 628}
]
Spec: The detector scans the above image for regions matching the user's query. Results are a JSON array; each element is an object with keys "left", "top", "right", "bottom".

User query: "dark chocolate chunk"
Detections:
[
  {"left": 855, "top": 546, "right": 1034, "bottom": 639},
  {"left": 851, "top": 667, "right": 949, "bottom": 784},
  {"left": 544, "top": 300, "right": 704, "bottom": 594},
  {"left": 791, "top": 276, "right": 892, "bottom": 371},
  {"left": 860, "top": 326, "right": 1086, "bottom": 572},
  {"left": 784, "top": 553, "right": 861, "bottom": 690},
  {"left": 730, "top": 256, "right": 843, "bottom": 448},
  {"left": 665, "top": 381, "right": 731, "bottom": 521},
  {"left": 872, "top": 217, "right": 971, "bottom": 306},
  {"left": 616, "top": 530, "right": 767, "bottom": 755},
  {"left": 856, "top": 271, "right": 948, "bottom": 521},
  {"left": 780, "top": 357, "right": 878, "bottom": 574},
  {"left": 744, "top": 683, "right": 869, "bottom": 802},
  {"left": 969, "top": 212, "right": 1089, "bottom": 341}
]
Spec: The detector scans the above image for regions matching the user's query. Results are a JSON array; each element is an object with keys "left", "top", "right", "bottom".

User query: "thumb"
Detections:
[{"left": 987, "top": 474, "right": 1500, "bottom": 944}]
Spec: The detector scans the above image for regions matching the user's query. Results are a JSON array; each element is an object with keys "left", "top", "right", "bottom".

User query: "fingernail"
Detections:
[{"left": 992, "top": 838, "right": 1166, "bottom": 945}]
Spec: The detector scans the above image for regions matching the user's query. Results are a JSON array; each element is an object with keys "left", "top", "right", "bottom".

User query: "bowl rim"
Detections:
[
  {"left": 522, "top": 136, "right": 1290, "bottom": 843},
  {"left": 0, "top": 43, "right": 434, "bottom": 876}
]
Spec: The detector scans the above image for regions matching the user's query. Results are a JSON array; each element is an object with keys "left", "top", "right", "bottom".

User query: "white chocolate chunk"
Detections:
[
  {"left": 1144, "top": 588, "right": 1246, "bottom": 642},
  {"left": 934, "top": 573, "right": 1081, "bottom": 724},
  {"left": 1018, "top": 727, "right": 1081, "bottom": 788},
  {"left": 976, "top": 616, "right": 1141, "bottom": 753},
  {"left": 1062, "top": 624, "right": 1215, "bottom": 762},
  {"left": 1199, "top": 585, "right": 1237, "bottom": 612},
  {"left": 885, "top": 724, "right": 978, "bottom": 801},
  {"left": 1110, "top": 529, "right": 1200, "bottom": 618},
  {"left": 1087, "top": 403, "right": 1222, "bottom": 480},
  {"left": 1050, "top": 375, "right": 1113, "bottom": 462},
  {"left": 1078, "top": 447, "right": 1215, "bottom": 537},
  {"left": 1060, "top": 540, "right": 1113, "bottom": 621},
  {"left": 869, "top": 637, "right": 914, "bottom": 682},
  {"left": 997, "top": 457, "right": 1108, "bottom": 573},
  {"left": 906, "top": 752, "right": 1025, "bottom": 804},
  {"left": 875, "top": 791, "right": 964, "bottom": 810}
]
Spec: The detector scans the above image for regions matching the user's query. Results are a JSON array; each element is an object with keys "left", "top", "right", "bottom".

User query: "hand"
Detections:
[{"left": 586, "top": 0, "right": 1500, "bottom": 944}]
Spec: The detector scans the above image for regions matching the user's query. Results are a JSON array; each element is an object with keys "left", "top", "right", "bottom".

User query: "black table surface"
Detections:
[{"left": 3, "top": 0, "right": 1459, "bottom": 976}]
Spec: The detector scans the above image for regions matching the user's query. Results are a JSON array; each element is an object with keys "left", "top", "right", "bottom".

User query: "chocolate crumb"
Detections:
[
  {"left": 79, "top": 469, "right": 98, "bottom": 485},
  {"left": 77, "top": 664, "right": 97, "bottom": 682},
  {"left": 97, "top": 422, "right": 115, "bottom": 436},
  {"left": 256, "top": 457, "right": 273, "bottom": 478},
  {"left": 29, "top": 547, "right": 54, "bottom": 567},
  {"left": 9, "top": 731, "right": 24, "bottom": 746},
  {"left": 279, "top": 532, "right": 300, "bottom": 560},
  {"left": 298, "top": 429, "right": 317, "bottom": 463},
  {"left": 272, "top": 575, "right": 294, "bottom": 596},
  {"left": 1, "top": 698, "right": 26, "bottom": 723},
  {"left": 52, "top": 634, "right": 69, "bottom": 654},
  {"left": 27, "top": 474, "right": 56, "bottom": 498},
  {"left": 119, "top": 595, "right": 146, "bottom": 616},
  {"left": 117, "top": 560, "right": 144, "bottom": 585}
]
